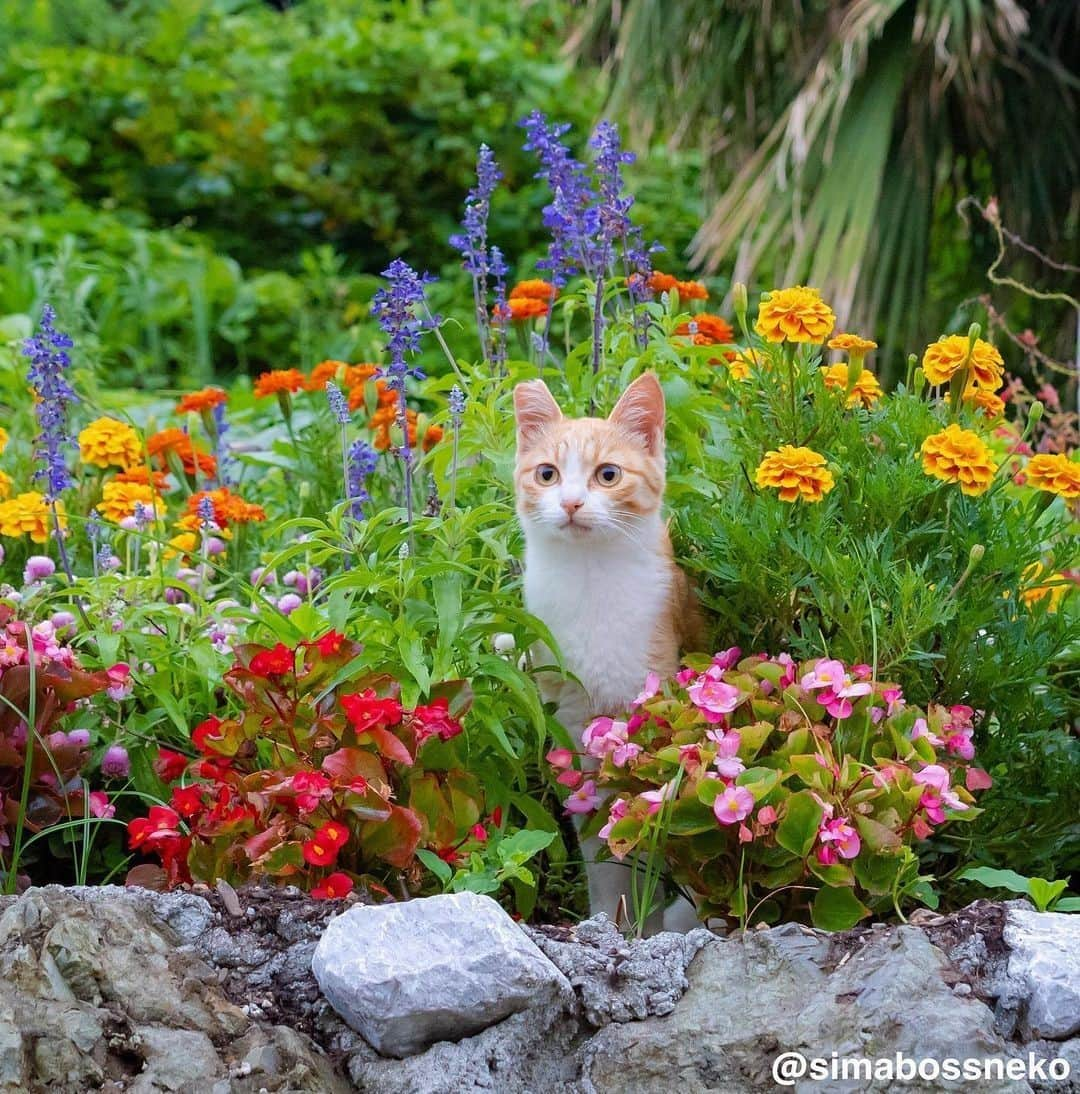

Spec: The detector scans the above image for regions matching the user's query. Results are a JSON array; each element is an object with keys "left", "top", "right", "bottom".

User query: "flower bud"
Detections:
[
  {"left": 732, "top": 282, "right": 748, "bottom": 324},
  {"left": 967, "top": 322, "right": 981, "bottom": 344},
  {"left": 1028, "top": 400, "right": 1044, "bottom": 426},
  {"left": 968, "top": 544, "right": 985, "bottom": 565}
]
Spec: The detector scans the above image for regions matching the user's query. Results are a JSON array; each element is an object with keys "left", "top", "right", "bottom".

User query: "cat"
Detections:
[{"left": 513, "top": 371, "right": 704, "bottom": 929}]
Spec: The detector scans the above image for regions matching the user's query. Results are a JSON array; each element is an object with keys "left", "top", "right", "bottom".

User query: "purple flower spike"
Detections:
[{"left": 23, "top": 304, "right": 77, "bottom": 498}]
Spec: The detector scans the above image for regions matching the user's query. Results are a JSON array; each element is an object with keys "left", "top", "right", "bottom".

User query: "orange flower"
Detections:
[
  {"left": 755, "top": 287, "right": 836, "bottom": 344},
  {"left": 97, "top": 481, "right": 164, "bottom": 524},
  {"left": 305, "top": 361, "right": 347, "bottom": 392},
  {"left": 1024, "top": 453, "right": 1080, "bottom": 499},
  {"left": 1020, "top": 562, "right": 1071, "bottom": 613},
  {"left": 146, "top": 429, "right": 217, "bottom": 477},
  {"left": 422, "top": 424, "right": 444, "bottom": 452},
  {"left": 827, "top": 333, "right": 877, "bottom": 355},
  {"left": 921, "top": 335, "right": 1004, "bottom": 389},
  {"left": 370, "top": 406, "right": 418, "bottom": 451},
  {"left": 755, "top": 446, "right": 835, "bottom": 503},
  {"left": 115, "top": 466, "right": 171, "bottom": 493},
  {"left": 722, "top": 350, "right": 755, "bottom": 381},
  {"left": 344, "top": 363, "right": 379, "bottom": 388},
  {"left": 675, "top": 314, "right": 735, "bottom": 346},
  {"left": 963, "top": 386, "right": 1005, "bottom": 420},
  {"left": 505, "top": 297, "right": 549, "bottom": 321},
  {"left": 176, "top": 387, "right": 228, "bottom": 415},
  {"left": 253, "top": 369, "right": 306, "bottom": 398},
  {"left": 920, "top": 425, "right": 995, "bottom": 496},
  {"left": 648, "top": 272, "right": 708, "bottom": 301},
  {"left": 820, "top": 364, "right": 883, "bottom": 409},
  {"left": 510, "top": 279, "right": 556, "bottom": 302},
  {"left": 186, "top": 487, "right": 267, "bottom": 527}
]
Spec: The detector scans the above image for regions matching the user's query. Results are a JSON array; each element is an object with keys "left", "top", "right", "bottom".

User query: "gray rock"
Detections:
[
  {"left": 129, "top": 1026, "right": 223, "bottom": 1091},
  {"left": 312, "top": 891, "right": 572, "bottom": 1058},
  {"left": 1005, "top": 908, "right": 1080, "bottom": 1040}
]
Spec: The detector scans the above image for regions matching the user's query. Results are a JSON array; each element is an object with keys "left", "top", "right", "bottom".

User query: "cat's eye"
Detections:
[
  {"left": 595, "top": 464, "right": 622, "bottom": 486},
  {"left": 535, "top": 464, "right": 560, "bottom": 485}
]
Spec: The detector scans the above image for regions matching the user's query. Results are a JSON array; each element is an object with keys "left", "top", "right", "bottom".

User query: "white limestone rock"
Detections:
[{"left": 1005, "top": 908, "right": 1080, "bottom": 1040}]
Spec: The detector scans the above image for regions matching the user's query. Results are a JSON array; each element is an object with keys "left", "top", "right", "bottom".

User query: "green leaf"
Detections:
[
  {"left": 956, "top": 867, "right": 1035, "bottom": 897},
  {"left": 1052, "top": 897, "right": 1080, "bottom": 913},
  {"left": 811, "top": 885, "right": 869, "bottom": 931},
  {"left": 776, "top": 791, "right": 824, "bottom": 859},
  {"left": 416, "top": 848, "right": 453, "bottom": 888},
  {"left": 1027, "top": 878, "right": 1068, "bottom": 913}
]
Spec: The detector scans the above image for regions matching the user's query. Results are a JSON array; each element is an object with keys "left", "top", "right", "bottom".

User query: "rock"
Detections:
[
  {"left": 129, "top": 1026, "right": 222, "bottom": 1091},
  {"left": 582, "top": 924, "right": 1022, "bottom": 1093},
  {"left": 312, "top": 891, "right": 572, "bottom": 1058},
  {"left": 1005, "top": 908, "right": 1080, "bottom": 1040}
]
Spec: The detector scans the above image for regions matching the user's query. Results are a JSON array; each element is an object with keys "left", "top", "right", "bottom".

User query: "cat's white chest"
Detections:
[{"left": 523, "top": 536, "right": 669, "bottom": 718}]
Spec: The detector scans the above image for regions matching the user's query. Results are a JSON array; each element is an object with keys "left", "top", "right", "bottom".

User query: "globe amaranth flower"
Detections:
[
  {"left": 78, "top": 417, "right": 142, "bottom": 470},
  {"left": 820, "top": 364, "right": 883, "bottom": 408},
  {"left": 755, "top": 286, "right": 836, "bottom": 344},
  {"left": 755, "top": 446, "right": 836, "bottom": 503},
  {"left": 0, "top": 491, "right": 67, "bottom": 543},
  {"left": 23, "top": 304, "right": 78, "bottom": 497},
  {"left": 23, "top": 555, "right": 56, "bottom": 583},
  {"left": 920, "top": 425, "right": 995, "bottom": 496},
  {"left": 101, "top": 744, "right": 131, "bottom": 778},
  {"left": 921, "top": 335, "right": 1004, "bottom": 389},
  {"left": 1024, "top": 452, "right": 1080, "bottom": 499}
]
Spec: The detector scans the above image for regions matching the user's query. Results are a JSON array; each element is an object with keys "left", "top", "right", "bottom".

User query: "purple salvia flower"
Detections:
[
  {"left": 450, "top": 144, "right": 503, "bottom": 361},
  {"left": 196, "top": 495, "right": 215, "bottom": 529},
  {"left": 489, "top": 246, "right": 509, "bottom": 372},
  {"left": 22, "top": 304, "right": 77, "bottom": 498},
  {"left": 133, "top": 501, "right": 151, "bottom": 531},
  {"left": 212, "top": 400, "right": 234, "bottom": 486},
  {"left": 347, "top": 439, "right": 378, "bottom": 520},
  {"left": 448, "top": 384, "right": 467, "bottom": 423},
  {"left": 326, "top": 381, "right": 350, "bottom": 425}
]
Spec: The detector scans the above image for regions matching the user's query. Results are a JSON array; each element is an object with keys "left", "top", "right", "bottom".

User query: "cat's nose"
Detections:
[{"left": 560, "top": 496, "right": 585, "bottom": 516}]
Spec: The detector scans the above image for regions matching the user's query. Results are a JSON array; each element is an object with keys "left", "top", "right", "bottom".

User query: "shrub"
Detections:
[{"left": 563, "top": 650, "right": 990, "bottom": 930}]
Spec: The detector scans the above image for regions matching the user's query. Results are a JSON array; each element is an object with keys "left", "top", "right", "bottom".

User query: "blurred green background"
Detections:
[{"left": 1, "top": 0, "right": 1077, "bottom": 392}]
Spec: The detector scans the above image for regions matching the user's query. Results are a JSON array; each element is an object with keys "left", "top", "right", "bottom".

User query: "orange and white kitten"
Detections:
[{"left": 513, "top": 372, "right": 702, "bottom": 925}]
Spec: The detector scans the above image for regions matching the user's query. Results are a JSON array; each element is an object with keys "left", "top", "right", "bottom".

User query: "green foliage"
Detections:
[{"left": 956, "top": 867, "right": 1080, "bottom": 914}]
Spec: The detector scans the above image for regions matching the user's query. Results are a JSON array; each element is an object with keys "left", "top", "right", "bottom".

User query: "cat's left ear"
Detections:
[
  {"left": 514, "top": 380, "right": 562, "bottom": 446},
  {"left": 609, "top": 372, "right": 665, "bottom": 455}
]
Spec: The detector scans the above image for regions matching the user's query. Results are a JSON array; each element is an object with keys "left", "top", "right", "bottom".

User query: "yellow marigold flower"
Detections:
[
  {"left": 165, "top": 531, "right": 199, "bottom": 560},
  {"left": 0, "top": 426, "right": 8, "bottom": 454},
  {"left": 0, "top": 492, "right": 66, "bottom": 543},
  {"left": 820, "top": 364, "right": 883, "bottom": 409},
  {"left": 78, "top": 417, "right": 142, "bottom": 470},
  {"left": 827, "top": 333, "right": 877, "bottom": 354},
  {"left": 754, "top": 286, "right": 836, "bottom": 344},
  {"left": 0, "top": 469, "right": 11, "bottom": 500},
  {"left": 755, "top": 445, "right": 836, "bottom": 503},
  {"left": 921, "top": 335, "right": 1004, "bottom": 389},
  {"left": 1024, "top": 453, "right": 1080, "bottom": 499},
  {"left": 97, "top": 481, "right": 164, "bottom": 524},
  {"left": 920, "top": 425, "right": 996, "bottom": 496},
  {"left": 1020, "top": 562, "right": 1071, "bottom": 613},
  {"left": 723, "top": 350, "right": 755, "bottom": 381},
  {"left": 964, "top": 386, "right": 1005, "bottom": 420}
]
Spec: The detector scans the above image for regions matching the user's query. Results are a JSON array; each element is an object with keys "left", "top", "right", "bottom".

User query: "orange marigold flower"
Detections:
[
  {"left": 370, "top": 406, "right": 418, "bottom": 451},
  {"left": 510, "top": 279, "right": 556, "bottom": 302},
  {"left": 921, "top": 335, "right": 1004, "bottom": 389},
  {"left": 78, "top": 417, "right": 142, "bottom": 470},
  {"left": 253, "top": 369, "right": 306, "bottom": 398},
  {"left": 305, "top": 361, "right": 348, "bottom": 392},
  {"left": 97, "top": 481, "right": 164, "bottom": 524},
  {"left": 963, "top": 385, "right": 1005, "bottom": 420},
  {"left": 146, "top": 428, "right": 217, "bottom": 478},
  {"left": 755, "top": 446, "right": 835, "bottom": 503},
  {"left": 0, "top": 492, "right": 65, "bottom": 543},
  {"left": 422, "top": 424, "right": 444, "bottom": 452},
  {"left": 675, "top": 314, "right": 735, "bottom": 346},
  {"left": 821, "top": 364, "right": 883, "bottom": 409},
  {"left": 186, "top": 487, "right": 267, "bottom": 527},
  {"left": 115, "top": 466, "right": 171, "bottom": 493},
  {"left": 755, "top": 286, "right": 836, "bottom": 344},
  {"left": 176, "top": 387, "right": 228, "bottom": 415},
  {"left": 505, "top": 297, "right": 549, "bottom": 321},
  {"left": 1024, "top": 453, "right": 1080, "bottom": 499},
  {"left": 827, "top": 333, "right": 877, "bottom": 355},
  {"left": 920, "top": 425, "right": 996, "bottom": 496},
  {"left": 647, "top": 272, "right": 708, "bottom": 301}
]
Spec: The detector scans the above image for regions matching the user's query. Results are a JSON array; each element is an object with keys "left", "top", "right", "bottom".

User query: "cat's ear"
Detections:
[
  {"left": 609, "top": 372, "right": 665, "bottom": 455},
  {"left": 514, "top": 380, "right": 562, "bottom": 446}
]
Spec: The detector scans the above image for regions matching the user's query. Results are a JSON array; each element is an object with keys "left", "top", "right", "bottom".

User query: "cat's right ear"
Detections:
[{"left": 513, "top": 380, "right": 561, "bottom": 447}]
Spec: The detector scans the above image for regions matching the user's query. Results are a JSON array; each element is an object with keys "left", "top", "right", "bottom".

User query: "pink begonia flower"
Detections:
[
  {"left": 546, "top": 748, "right": 574, "bottom": 770},
  {"left": 775, "top": 653, "right": 797, "bottom": 688},
  {"left": 758, "top": 678, "right": 774, "bottom": 696},
  {"left": 800, "top": 658, "right": 847, "bottom": 692},
  {"left": 714, "top": 754, "right": 745, "bottom": 780},
  {"left": 105, "top": 663, "right": 133, "bottom": 701},
  {"left": 89, "top": 791, "right": 115, "bottom": 820},
  {"left": 557, "top": 768, "right": 583, "bottom": 789},
  {"left": 817, "top": 844, "right": 839, "bottom": 865},
  {"left": 818, "top": 817, "right": 861, "bottom": 859},
  {"left": 713, "top": 785, "right": 754, "bottom": 825},
  {"left": 581, "top": 717, "right": 629, "bottom": 760},
  {"left": 920, "top": 791, "right": 947, "bottom": 825},
  {"left": 738, "top": 823, "right": 753, "bottom": 843},
  {"left": 687, "top": 676, "right": 742, "bottom": 723},
  {"left": 632, "top": 671, "right": 661, "bottom": 707},
  {"left": 944, "top": 726, "right": 975, "bottom": 761},
  {"left": 598, "top": 797, "right": 629, "bottom": 842},
  {"left": 0, "top": 636, "right": 25, "bottom": 668},
  {"left": 910, "top": 717, "right": 943, "bottom": 748},
  {"left": 610, "top": 740, "right": 642, "bottom": 768},
  {"left": 640, "top": 781, "right": 678, "bottom": 814},
  {"left": 966, "top": 767, "right": 993, "bottom": 792},
  {"left": 914, "top": 765, "right": 968, "bottom": 814},
  {"left": 626, "top": 713, "right": 648, "bottom": 735},
  {"left": 675, "top": 667, "right": 696, "bottom": 686},
  {"left": 711, "top": 646, "right": 742, "bottom": 671},
  {"left": 564, "top": 778, "right": 601, "bottom": 814},
  {"left": 757, "top": 805, "right": 778, "bottom": 826},
  {"left": 911, "top": 813, "right": 934, "bottom": 839},
  {"left": 678, "top": 743, "right": 703, "bottom": 770},
  {"left": 810, "top": 792, "right": 835, "bottom": 820},
  {"left": 851, "top": 663, "right": 873, "bottom": 680},
  {"left": 948, "top": 704, "right": 975, "bottom": 726},
  {"left": 706, "top": 727, "right": 741, "bottom": 755},
  {"left": 883, "top": 687, "right": 905, "bottom": 715},
  {"left": 800, "top": 659, "right": 872, "bottom": 718}
]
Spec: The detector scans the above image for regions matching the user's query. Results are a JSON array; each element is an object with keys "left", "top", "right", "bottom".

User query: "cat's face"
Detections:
[{"left": 513, "top": 373, "right": 666, "bottom": 542}]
